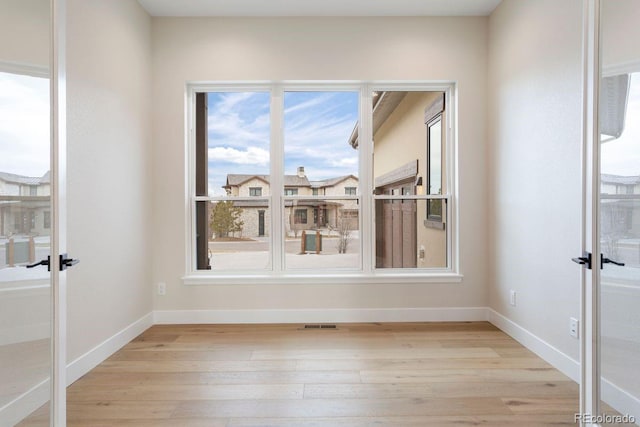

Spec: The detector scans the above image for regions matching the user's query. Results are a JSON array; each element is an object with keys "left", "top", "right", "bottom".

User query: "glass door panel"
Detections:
[
  {"left": 0, "top": 1, "right": 52, "bottom": 425},
  {"left": 599, "top": 1, "right": 640, "bottom": 424}
]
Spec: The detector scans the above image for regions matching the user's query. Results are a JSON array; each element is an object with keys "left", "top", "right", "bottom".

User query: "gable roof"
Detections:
[
  {"left": 224, "top": 174, "right": 310, "bottom": 189},
  {"left": 224, "top": 175, "right": 270, "bottom": 188},
  {"left": 349, "top": 91, "right": 408, "bottom": 148},
  {"left": 0, "top": 171, "right": 50, "bottom": 186},
  {"left": 309, "top": 174, "right": 358, "bottom": 188},
  {"left": 601, "top": 174, "right": 640, "bottom": 186}
]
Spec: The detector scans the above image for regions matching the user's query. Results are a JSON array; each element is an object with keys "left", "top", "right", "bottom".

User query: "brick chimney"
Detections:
[{"left": 297, "top": 166, "right": 305, "bottom": 178}]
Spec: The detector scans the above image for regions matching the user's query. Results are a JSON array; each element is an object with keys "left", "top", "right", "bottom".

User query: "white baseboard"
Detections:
[
  {"left": 0, "top": 312, "right": 154, "bottom": 425},
  {"left": 602, "top": 377, "right": 640, "bottom": 423},
  {"left": 153, "top": 307, "right": 489, "bottom": 324},
  {"left": 66, "top": 312, "right": 154, "bottom": 385},
  {"left": 0, "top": 379, "right": 49, "bottom": 427},
  {"left": 487, "top": 308, "right": 580, "bottom": 383}
]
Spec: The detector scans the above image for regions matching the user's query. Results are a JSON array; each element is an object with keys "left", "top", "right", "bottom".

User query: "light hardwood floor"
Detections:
[{"left": 17, "top": 322, "right": 632, "bottom": 426}]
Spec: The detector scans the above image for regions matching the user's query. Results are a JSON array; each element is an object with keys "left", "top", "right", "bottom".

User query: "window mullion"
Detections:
[
  {"left": 360, "top": 85, "right": 373, "bottom": 274},
  {"left": 270, "top": 85, "right": 285, "bottom": 273},
  {"left": 443, "top": 88, "right": 455, "bottom": 272}
]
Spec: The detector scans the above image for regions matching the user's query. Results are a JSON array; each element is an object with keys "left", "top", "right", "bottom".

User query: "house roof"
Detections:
[
  {"left": 224, "top": 174, "right": 311, "bottom": 189},
  {"left": 309, "top": 174, "right": 358, "bottom": 188},
  {"left": 601, "top": 174, "right": 640, "bottom": 185},
  {"left": 349, "top": 91, "right": 408, "bottom": 148},
  {"left": 0, "top": 171, "right": 50, "bottom": 186},
  {"left": 229, "top": 199, "right": 343, "bottom": 208}
]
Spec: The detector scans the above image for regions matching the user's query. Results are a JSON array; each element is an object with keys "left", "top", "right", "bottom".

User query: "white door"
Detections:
[
  {"left": 581, "top": 1, "right": 640, "bottom": 425},
  {"left": 0, "top": 0, "right": 68, "bottom": 425}
]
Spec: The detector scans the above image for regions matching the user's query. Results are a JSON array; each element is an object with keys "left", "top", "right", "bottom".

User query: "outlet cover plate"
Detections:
[{"left": 569, "top": 317, "right": 579, "bottom": 338}]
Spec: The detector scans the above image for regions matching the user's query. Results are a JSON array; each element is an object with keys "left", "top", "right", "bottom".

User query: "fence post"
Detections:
[
  {"left": 29, "top": 236, "right": 36, "bottom": 263},
  {"left": 8, "top": 238, "right": 14, "bottom": 267}
]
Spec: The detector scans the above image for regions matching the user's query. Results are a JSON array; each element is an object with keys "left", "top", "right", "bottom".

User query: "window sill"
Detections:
[{"left": 182, "top": 272, "right": 464, "bottom": 286}]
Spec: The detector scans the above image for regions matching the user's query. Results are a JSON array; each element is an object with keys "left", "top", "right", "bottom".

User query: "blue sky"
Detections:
[{"left": 207, "top": 91, "right": 359, "bottom": 196}]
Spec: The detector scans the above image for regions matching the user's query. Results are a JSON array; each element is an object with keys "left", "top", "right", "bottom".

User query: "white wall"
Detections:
[
  {"left": 0, "top": 0, "right": 49, "bottom": 69},
  {"left": 487, "top": 0, "right": 583, "bottom": 361},
  {"left": 66, "top": 0, "right": 152, "bottom": 362},
  {"left": 151, "top": 17, "right": 489, "bottom": 313},
  {"left": 601, "top": 0, "right": 640, "bottom": 70}
]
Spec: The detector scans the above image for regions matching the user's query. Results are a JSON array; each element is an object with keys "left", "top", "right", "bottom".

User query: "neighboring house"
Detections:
[
  {"left": 0, "top": 171, "right": 51, "bottom": 237},
  {"left": 351, "top": 91, "right": 448, "bottom": 269},
  {"left": 220, "top": 167, "right": 359, "bottom": 238},
  {"left": 601, "top": 174, "right": 640, "bottom": 243}
]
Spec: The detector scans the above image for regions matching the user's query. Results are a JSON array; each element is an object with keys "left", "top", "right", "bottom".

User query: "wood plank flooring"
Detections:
[{"left": 16, "top": 321, "right": 624, "bottom": 426}]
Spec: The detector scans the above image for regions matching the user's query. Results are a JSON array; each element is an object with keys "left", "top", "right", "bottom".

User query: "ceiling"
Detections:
[{"left": 137, "top": 0, "right": 502, "bottom": 17}]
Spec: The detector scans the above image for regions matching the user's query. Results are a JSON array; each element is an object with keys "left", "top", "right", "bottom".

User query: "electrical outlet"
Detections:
[
  {"left": 509, "top": 290, "right": 516, "bottom": 306},
  {"left": 569, "top": 317, "right": 579, "bottom": 338},
  {"left": 157, "top": 282, "right": 166, "bottom": 296}
]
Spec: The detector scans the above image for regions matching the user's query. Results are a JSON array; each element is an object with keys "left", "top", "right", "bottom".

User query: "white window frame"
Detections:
[{"left": 183, "top": 82, "right": 461, "bottom": 285}]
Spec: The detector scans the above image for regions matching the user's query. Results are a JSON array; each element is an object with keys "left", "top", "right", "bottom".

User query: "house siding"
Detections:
[{"left": 374, "top": 91, "right": 447, "bottom": 268}]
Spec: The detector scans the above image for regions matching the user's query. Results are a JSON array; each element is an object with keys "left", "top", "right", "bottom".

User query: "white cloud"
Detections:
[
  {"left": 284, "top": 93, "right": 332, "bottom": 115},
  {"left": 208, "top": 146, "right": 269, "bottom": 166},
  {"left": 0, "top": 72, "right": 50, "bottom": 177},
  {"left": 330, "top": 157, "right": 358, "bottom": 168},
  {"left": 207, "top": 92, "right": 270, "bottom": 148}
]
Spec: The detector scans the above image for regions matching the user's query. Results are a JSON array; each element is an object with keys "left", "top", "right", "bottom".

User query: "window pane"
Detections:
[
  {"left": 0, "top": 69, "right": 52, "bottom": 422},
  {"left": 207, "top": 92, "right": 271, "bottom": 197},
  {"left": 284, "top": 199, "right": 360, "bottom": 270},
  {"left": 599, "top": 70, "right": 640, "bottom": 414},
  {"left": 375, "top": 199, "right": 447, "bottom": 269},
  {"left": 203, "top": 200, "right": 271, "bottom": 270},
  {"left": 284, "top": 91, "right": 359, "bottom": 196},
  {"left": 372, "top": 91, "right": 447, "bottom": 269},
  {"left": 196, "top": 91, "right": 272, "bottom": 271},
  {"left": 428, "top": 119, "right": 442, "bottom": 195},
  {"left": 0, "top": 72, "right": 50, "bottom": 277},
  {"left": 283, "top": 91, "right": 360, "bottom": 271}
]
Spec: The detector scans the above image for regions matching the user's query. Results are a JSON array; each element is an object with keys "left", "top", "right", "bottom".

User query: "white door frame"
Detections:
[
  {"left": 581, "top": 0, "right": 601, "bottom": 426},
  {"left": 51, "top": 0, "right": 67, "bottom": 425}
]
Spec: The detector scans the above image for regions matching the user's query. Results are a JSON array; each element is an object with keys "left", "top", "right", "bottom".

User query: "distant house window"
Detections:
[
  {"left": 341, "top": 209, "right": 359, "bottom": 218},
  {"left": 29, "top": 186, "right": 37, "bottom": 196},
  {"left": 44, "top": 211, "right": 50, "bottom": 229},
  {"left": 249, "top": 187, "right": 262, "bottom": 196},
  {"left": 294, "top": 209, "right": 307, "bottom": 224},
  {"left": 285, "top": 188, "right": 298, "bottom": 196},
  {"left": 345, "top": 187, "right": 357, "bottom": 195},
  {"left": 312, "top": 188, "right": 318, "bottom": 195}
]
